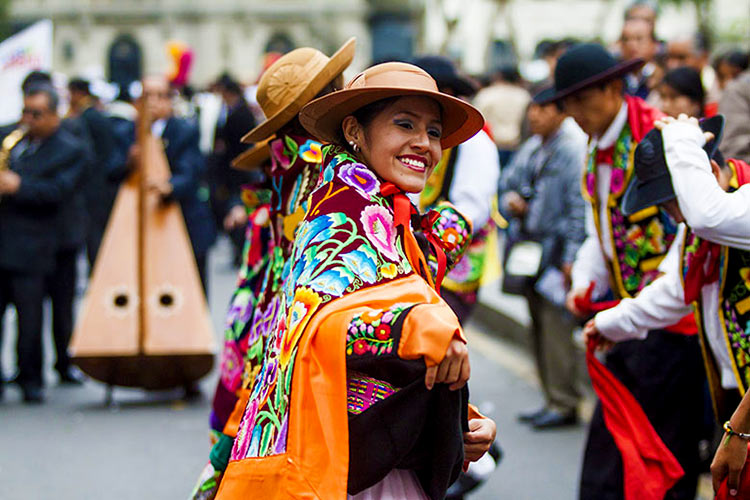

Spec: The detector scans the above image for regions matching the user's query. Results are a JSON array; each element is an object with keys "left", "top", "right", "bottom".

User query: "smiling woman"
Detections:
[{"left": 214, "top": 63, "right": 489, "bottom": 500}]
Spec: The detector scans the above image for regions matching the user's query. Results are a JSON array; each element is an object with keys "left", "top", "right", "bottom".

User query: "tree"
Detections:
[
  {"left": 0, "top": 0, "right": 10, "bottom": 42},
  {"left": 658, "top": 0, "right": 714, "bottom": 47}
]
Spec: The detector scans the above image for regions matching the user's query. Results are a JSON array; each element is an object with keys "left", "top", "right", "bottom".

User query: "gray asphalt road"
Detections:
[{"left": 0, "top": 239, "right": 587, "bottom": 500}]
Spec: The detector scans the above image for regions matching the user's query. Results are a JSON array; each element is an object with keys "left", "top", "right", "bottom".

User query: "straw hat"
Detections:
[
  {"left": 231, "top": 136, "right": 272, "bottom": 171},
  {"left": 299, "top": 62, "right": 484, "bottom": 150},
  {"left": 240, "top": 38, "right": 355, "bottom": 145}
]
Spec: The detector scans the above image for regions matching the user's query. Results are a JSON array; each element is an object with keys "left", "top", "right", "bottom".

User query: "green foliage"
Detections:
[{"left": 0, "top": 0, "right": 10, "bottom": 42}]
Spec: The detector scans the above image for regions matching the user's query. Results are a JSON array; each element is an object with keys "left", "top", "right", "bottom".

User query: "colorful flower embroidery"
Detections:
[
  {"left": 340, "top": 245, "right": 379, "bottom": 284},
  {"left": 360, "top": 205, "right": 398, "bottom": 260},
  {"left": 346, "top": 304, "right": 409, "bottom": 357},
  {"left": 309, "top": 267, "right": 355, "bottom": 296},
  {"left": 299, "top": 140, "right": 323, "bottom": 164},
  {"left": 220, "top": 341, "right": 244, "bottom": 391},
  {"left": 380, "top": 263, "right": 398, "bottom": 279},
  {"left": 339, "top": 163, "right": 380, "bottom": 199},
  {"left": 270, "top": 138, "right": 291, "bottom": 171},
  {"left": 281, "top": 287, "right": 322, "bottom": 367}
]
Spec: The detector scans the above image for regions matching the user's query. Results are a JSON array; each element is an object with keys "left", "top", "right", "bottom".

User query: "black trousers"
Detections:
[
  {"left": 579, "top": 331, "right": 706, "bottom": 500},
  {"left": 0, "top": 267, "right": 46, "bottom": 387},
  {"left": 45, "top": 248, "right": 79, "bottom": 375}
]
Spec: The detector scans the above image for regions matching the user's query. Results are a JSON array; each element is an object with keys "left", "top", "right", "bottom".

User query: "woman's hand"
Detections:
[
  {"left": 425, "top": 338, "right": 470, "bottom": 391},
  {"left": 712, "top": 433, "right": 749, "bottom": 495},
  {"left": 582, "top": 319, "right": 615, "bottom": 352},
  {"left": 463, "top": 417, "right": 497, "bottom": 462}
]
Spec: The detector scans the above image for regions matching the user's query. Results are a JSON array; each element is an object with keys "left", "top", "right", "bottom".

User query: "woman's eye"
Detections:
[
  {"left": 395, "top": 120, "right": 413, "bottom": 130},
  {"left": 428, "top": 128, "right": 442, "bottom": 138}
]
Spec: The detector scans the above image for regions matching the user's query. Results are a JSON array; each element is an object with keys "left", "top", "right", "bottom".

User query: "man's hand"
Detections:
[
  {"left": 654, "top": 114, "right": 715, "bottom": 143},
  {"left": 148, "top": 180, "right": 173, "bottom": 199},
  {"left": 582, "top": 318, "right": 614, "bottom": 351},
  {"left": 127, "top": 144, "right": 141, "bottom": 170},
  {"left": 0, "top": 170, "right": 21, "bottom": 194},
  {"left": 223, "top": 205, "right": 247, "bottom": 231},
  {"left": 504, "top": 191, "right": 528, "bottom": 217},
  {"left": 464, "top": 417, "right": 497, "bottom": 462},
  {"left": 425, "top": 338, "right": 470, "bottom": 391},
  {"left": 565, "top": 287, "right": 589, "bottom": 318},
  {"left": 711, "top": 432, "right": 749, "bottom": 496}
]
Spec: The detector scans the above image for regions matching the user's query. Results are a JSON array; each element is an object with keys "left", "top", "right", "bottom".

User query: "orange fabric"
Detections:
[
  {"left": 216, "top": 273, "right": 459, "bottom": 499},
  {"left": 467, "top": 403, "right": 485, "bottom": 421},
  {"left": 222, "top": 389, "right": 250, "bottom": 439},
  {"left": 399, "top": 302, "right": 465, "bottom": 366}
]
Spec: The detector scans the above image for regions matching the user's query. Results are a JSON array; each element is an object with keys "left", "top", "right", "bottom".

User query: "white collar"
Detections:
[
  {"left": 151, "top": 118, "right": 167, "bottom": 138},
  {"left": 595, "top": 101, "right": 628, "bottom": 150}
]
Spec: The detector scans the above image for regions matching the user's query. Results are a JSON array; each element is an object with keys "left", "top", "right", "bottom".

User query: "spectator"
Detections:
[
  {"left": 498, "top": 86, "right": 587, "bottom": 429},
  {"left": 658, "top": 66, "right": 705, "bottom": 118},
  {"left": 473, "top": 64, "right": 531, "bottom": 166},
  {"left": 67, "top": 77, "right": 118, "bottom": 267},
  {"left": 208, "top": 73, "right": 258, "bottom": 267},
  {"left": 719, "top": 69, "right": 750, "bottom": 162},
  {"left": 0, "top": 85, "right": 87, "bottom": 402},
  {"left": 624, "top": 0, "right": 658, "bottom": 26},
  {"left": 714, "top": 50, "right": 749, "bottom": 90},
  {"left": 620, "top": 18, "right": 659, "bottom": 100}
]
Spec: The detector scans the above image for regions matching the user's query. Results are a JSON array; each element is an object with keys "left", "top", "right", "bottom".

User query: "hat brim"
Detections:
[
  {"left": 699, "top": 115, "right": 725, "bottom": 159},
  {"left": 231, "top": 137, "right": 272, "bottom": 171},
  {"left": 240, "top": 38, "right": 356, "bottom": 144},
  {"left": 543, "top": 58, "right": 645, "bottom": 104},
  {"left": 621, "top": 172, "right": 676, "bottom": 216},
  {"left": 299, "top": 86, "right": 484, "bottom": 150}
]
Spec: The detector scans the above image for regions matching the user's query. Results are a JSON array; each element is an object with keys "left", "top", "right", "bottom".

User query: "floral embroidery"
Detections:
[
  {"left": 270, "top": 138, "right": 291, "bottom": 171},
  {"left": 281, "top": 288, "right": 322, "bottom": 367},
  {"left": 380, "top": 263, "right": 398, "bottom": 279},
  {"left": 339, "top": 163, "right": 380, "bottom": 200},
  {"left": 220, "top": 341, "right": 244, "bottom": 391},
  {"left": 346, "top": 304, "right": 409, "bottom": 357},
  {"left": 299, "top": 140, "right": 322, "bottom": 164},
  {"left": 347, "top": 372, "right": 398, "bottom": 415},
  {"left": 360, "top": 205, "right": 398, "bottom": 260}
]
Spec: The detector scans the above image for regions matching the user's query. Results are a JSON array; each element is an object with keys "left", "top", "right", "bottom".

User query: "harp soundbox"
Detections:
[{"left": 70, "top": 105, "right": 215, "bottom": 390}]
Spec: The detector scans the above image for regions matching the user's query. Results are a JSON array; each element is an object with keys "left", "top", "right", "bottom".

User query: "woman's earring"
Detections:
[{"left": 349, "top": 140, "right": 359, "bottom": 153}]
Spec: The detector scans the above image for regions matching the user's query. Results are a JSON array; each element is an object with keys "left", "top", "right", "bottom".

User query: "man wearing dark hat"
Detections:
[
  {"left": 551, "top": 43, "right": 705, "bottom": 499},
  {"left": 499, "top": 85, "right": 587, "bottom": 429},
  {"left": 411, "top": 55, "right": 500, "bottom": 322},
  {"left": 581, "top": 113, "right": 750, "bottom": 497}
]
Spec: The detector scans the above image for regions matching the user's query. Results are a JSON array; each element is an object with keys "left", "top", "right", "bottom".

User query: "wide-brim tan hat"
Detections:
[
  {"left": 231, "top": 137, "right": 273, "bottom": 170},
  {"left": 240, "top": 38, "right": 356, "bottom": 144},
  {"left": 299, "top": 62, "right": 484, "bottom": 150}
]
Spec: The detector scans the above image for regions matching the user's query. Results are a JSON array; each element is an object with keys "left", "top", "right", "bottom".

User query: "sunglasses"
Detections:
[{"left": 22, "top": 108, "right": 48, "bottom": 119}]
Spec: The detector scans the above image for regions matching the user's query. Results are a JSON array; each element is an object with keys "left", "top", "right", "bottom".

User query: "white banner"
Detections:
[{"left": 0, "top": 20, "right": 53, "bottom": 126}]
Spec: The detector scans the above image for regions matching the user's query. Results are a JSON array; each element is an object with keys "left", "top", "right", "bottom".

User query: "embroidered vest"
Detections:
[
  {"left": 419, "top": 147, "right": 489, "bottom": 296},
  {"left": 583, "top": 121, "right": 678, "bottom": 299},
  {"left": 681, "top": 161, "right": 750, "bottom": 416}
]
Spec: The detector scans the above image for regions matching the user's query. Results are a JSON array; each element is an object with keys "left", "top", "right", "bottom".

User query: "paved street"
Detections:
[{"left": 1, "top": 239, "right": 588, "bottom": 500}]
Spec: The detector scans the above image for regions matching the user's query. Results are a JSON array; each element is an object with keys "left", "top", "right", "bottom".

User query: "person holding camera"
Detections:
[{"left": 498, "top": 86, "right": 588, "bottom": 429}]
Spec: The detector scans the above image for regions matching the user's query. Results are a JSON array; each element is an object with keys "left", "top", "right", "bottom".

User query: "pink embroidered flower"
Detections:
[
  {"left": 231, "top": 398, "right": 259, "bottom": 460},
  {"left": 219, "top": 341, "right": 244, "bottom": 391},
  {"left": 269, "top": 138, "right": 291, "bottom": 172},
  {"left": 610, "top": 168, "right": 625, "bottom": 194},
  {"left": 360, "top": 205, "right": 398, "bottom": 260}
]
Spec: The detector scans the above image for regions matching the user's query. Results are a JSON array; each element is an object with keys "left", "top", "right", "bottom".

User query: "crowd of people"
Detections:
[{"left": 2, "top": 0, "right": 750, "bottom": 497}]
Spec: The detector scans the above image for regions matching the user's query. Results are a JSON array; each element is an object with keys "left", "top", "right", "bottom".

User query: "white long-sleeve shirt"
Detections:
[
  {"left": 595, "top": 121, "right": 750, "bottom": 389},
  {"left": 570, "top": 102, "right": 628, "bottom": 298}
]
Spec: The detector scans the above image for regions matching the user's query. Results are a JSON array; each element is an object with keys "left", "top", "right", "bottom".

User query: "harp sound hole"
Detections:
[
  {"left": 159, "top": 294, "right": 174, "bottom": 307},
  {"left": 113, "top": 294, "right": 129, "bottom": 308}
]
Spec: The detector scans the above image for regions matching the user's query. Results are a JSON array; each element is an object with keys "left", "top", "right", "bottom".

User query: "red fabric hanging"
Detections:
[
  {"left": 586, "top": 339, "right": 684, "bottom": 500},
  {"left": 624, "top": 95, "right": 665, "bottom": 143}
]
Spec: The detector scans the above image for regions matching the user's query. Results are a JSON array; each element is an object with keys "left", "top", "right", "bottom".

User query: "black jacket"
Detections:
[
  {"left": 0, "top": 126, "right": 87, "bottom": 272},
  {"left": 78, "top": 106, "right": 118, "bottom": 227}
]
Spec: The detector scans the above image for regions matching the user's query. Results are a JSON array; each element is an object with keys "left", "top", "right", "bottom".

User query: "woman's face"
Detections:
[
  {"left": 658, "top": 83, "right": 702, "bottom": 118},
  {"left": 344, "top": 96, "right": 443, "bottom": 193}
]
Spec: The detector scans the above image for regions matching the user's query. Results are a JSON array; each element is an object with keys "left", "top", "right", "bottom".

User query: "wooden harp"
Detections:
[{"left": 70, "top": 104, "right": 215, "bottom": 390}]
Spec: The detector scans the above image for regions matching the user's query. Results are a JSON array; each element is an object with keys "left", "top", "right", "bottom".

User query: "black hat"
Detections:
[
  {"left": 621, "top": 115, "right": 725, "bottom": 216},
  {"left": 532, "top": 85, "right": 556, "bottom": 105},
  {"left": 412, "top": 55, "right": 479, "bottom": 98},
  {"left": 545, "top": 43, "right": 644, "bottom": 103}
]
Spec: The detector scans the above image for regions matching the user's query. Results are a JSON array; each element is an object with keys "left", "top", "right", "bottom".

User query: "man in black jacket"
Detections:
[
  {"left": 67, "top": 77, "right": 118, "bottom": 266},
  {"left": 0, "top": 85, "right": 87, "bottom": 402}
]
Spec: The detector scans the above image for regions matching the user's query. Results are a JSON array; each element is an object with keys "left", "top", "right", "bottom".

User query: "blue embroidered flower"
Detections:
[
  {"left": 308, "top": 267, "right": 355, "bottom": 296},
  {"left": 340, "top": 244, "right": 379, "bottom": 284}
]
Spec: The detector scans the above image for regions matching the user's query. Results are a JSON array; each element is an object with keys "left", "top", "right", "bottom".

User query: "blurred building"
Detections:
[
  {"left": 7, "top": 0, "right": 749, "bottom": 87},
  {"left": 7, "top": 0, "right": 424, "bottom": 87}
]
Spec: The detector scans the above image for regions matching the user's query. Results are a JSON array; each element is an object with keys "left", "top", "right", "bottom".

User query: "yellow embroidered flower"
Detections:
[
  {"left": 361, "top": 310, "right": 383, "bottom": 324},
  {"left": 299, "top": 140, "right": 323, "bottom": 164},
  {"left": 280, "top": 288, "right": 322, "bottom": 367},
  {"left": 380, "top": 263, "right": 398, "bottom": 279}
]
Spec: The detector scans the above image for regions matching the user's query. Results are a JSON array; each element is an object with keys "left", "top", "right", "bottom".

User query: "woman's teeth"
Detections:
[{"left": 400, "top": 157, "right": 425, "bottom": 169}]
